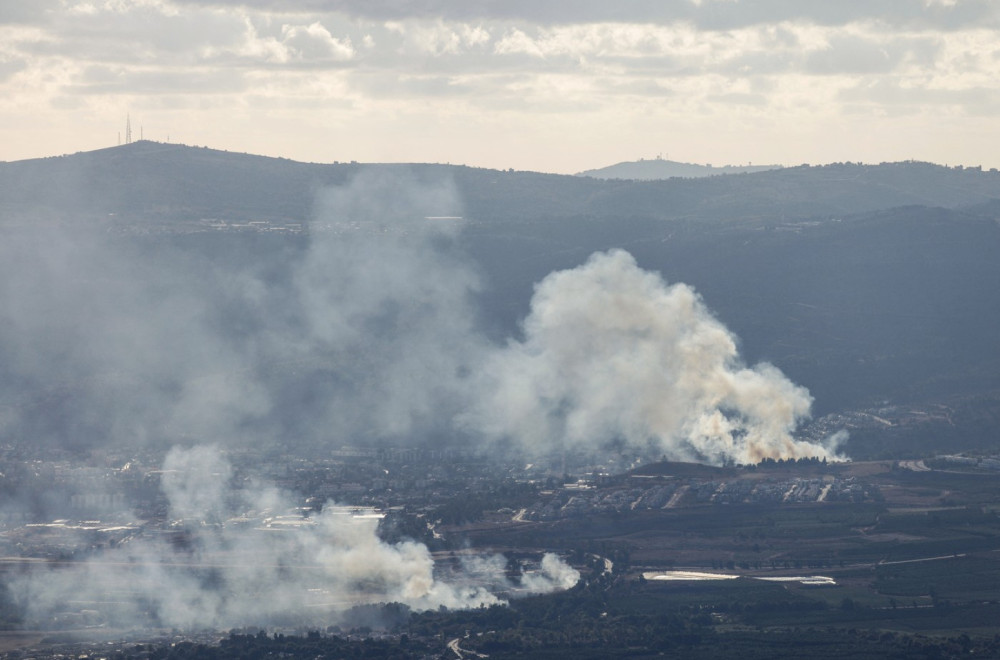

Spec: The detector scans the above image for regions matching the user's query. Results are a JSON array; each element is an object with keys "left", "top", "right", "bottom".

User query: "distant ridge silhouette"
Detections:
[{"left": 578, "top": 157, "right": 782, "bottom": 180}]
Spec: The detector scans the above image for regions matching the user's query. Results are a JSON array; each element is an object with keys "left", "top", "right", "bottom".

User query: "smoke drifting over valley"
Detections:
[
  {"left": 0, "top": 170, "right": 839, "bottom": 465},
  {"left": 0, "top": 170, "right": 843, "bottom": 628},
  {"left": 16, "top": 446, "right": 578, "bottom": 629}
]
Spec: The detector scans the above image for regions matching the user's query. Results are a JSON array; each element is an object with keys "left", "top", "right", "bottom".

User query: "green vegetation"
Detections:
[
  {"left": 875, "top": 556, "right": 1000, "bottom": 601},
  {"left": 431, "top": 480, "right": 539, "bottom": 525},
  {"left": 118, "top": 580, "right": 1000, "bottom": 658}
]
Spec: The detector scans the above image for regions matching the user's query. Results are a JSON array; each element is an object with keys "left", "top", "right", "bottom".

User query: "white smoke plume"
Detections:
[
  {"left": 16, "top": 446, "right": 577, "bottom": 630},
  {"left": 520, "top": 553, "right": 583, "bottom": 593},
  {"left": 0, "top": 171, "right": 835, "bottom": 632},
  {"left": 465, "top": 249, "right": 842, "bottom": 465},
  {"left": 0, "top": 169, "right": 840, "bottom": 466}
]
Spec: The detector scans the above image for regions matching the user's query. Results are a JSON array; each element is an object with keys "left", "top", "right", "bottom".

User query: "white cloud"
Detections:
[
  {"left": 0, "top": 1, "right": 998, "bottom": 169},
  {"left": 280, "top": 21, "right": 354, "bottom": 61},
  {"left": 494, "top": 28, "right": 543, "bottom": 57},
  {"left": 386, "top": 20, "right": 491, "bottom": 56}
]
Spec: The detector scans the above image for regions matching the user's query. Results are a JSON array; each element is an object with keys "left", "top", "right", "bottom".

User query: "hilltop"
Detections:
[
  {"left": 3, "top": 142, "right": 1000, "bottom": 225},
  {"left": 577, "top": 157, "right": 782, "bottom": 180}
]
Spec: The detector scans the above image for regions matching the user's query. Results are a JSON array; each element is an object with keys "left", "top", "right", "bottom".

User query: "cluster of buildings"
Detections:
[
  {"left": 197, "top": 218, "right": 305, "bottom": 233},
  {"left": 934, "top": 454, "right": 1000, "bottom": 470},
  {"left": 800, "top": 402, "right": 955, "bottom": 444},
  {"left": 523, "top": 475, "right": 880, "bottom": 522},
  {"left": 0, "top": 443, "right": 516, "bottom": 556}
]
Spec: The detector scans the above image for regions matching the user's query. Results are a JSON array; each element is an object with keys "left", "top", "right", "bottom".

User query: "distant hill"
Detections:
[
  {"left": 3, "top": 143, "right": 1000, "bottom": 225},
  {"left": 577, "top": 158, "right": 782, "bottom": 180},
  {"left": 2, "top": 142, "right": 1000, "bottom": 458}
]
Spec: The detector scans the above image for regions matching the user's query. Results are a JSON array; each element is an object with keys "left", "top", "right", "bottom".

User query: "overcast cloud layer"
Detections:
[{"left": 2, "top": 1, "right": 999, "bottom": 171}]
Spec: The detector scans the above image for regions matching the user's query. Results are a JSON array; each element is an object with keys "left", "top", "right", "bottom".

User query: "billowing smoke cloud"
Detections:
[
  {"left": 465, "top": 249, "right": 841, "bottom": 465},
  {"left": 0, "top": 169, "right": 841, "bottom": 632},
  {"left": 0, "top": 170, "right": 840, "bottom": 466},
  {"left": 16, "top": 446, "right": 578, "bottom": 629},
  {"left": 520, "top": 552, "right": 583, "bottom": 592}
]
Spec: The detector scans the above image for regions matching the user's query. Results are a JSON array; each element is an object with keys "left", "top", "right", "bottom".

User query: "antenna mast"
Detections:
[{"left": 126, "top": 114, "right": 132, "bottom": 144}]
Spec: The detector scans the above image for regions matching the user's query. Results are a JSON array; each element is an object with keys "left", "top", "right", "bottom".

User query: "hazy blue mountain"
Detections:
[
  {"left": 1, "top": 142, "right": 999, "bottom": 458},
  {"left": 3, "top": 142, "right": 1000, "bottom": 224},
  {"left": 577, "top": 157, "right": 782, "bottom": 180}
]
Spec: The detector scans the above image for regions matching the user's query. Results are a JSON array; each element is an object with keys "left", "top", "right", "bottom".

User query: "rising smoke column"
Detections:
[
  {"left": 466, "top": 249, "right": 841, "bottom": 465},
  {"left": 0, "top": 168, "right": 488, "bottom": 455},
  {"left": 287, "top": 168, "right": 487, "bottom": 443},
  {"left": 0, "top": 169, "right": 840, "bottom": 465}
]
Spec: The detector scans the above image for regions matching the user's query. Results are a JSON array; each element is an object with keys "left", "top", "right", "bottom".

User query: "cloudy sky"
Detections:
[{"left": 1, "top": 0, "right": 998, "bottom": 172}]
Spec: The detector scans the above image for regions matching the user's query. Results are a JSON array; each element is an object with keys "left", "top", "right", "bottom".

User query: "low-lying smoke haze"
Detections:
[
  {"left": 0, "top": 169, "right": 848, "bottom": 629},
  {"left": 0, "top": 170, "right": 840, "bottom": 466},
  {"left": 16, "top": 446, "right": 579, "bottom": 629}
]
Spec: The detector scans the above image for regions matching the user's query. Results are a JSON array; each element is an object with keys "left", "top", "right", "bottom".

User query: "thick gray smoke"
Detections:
[
  {"left": 0, "top": 225, "right": 274, "bottom": 450},
  {"left": 0, "top": 169, "right": 484, "bottom": 453},
  {"left": 287, "top": 170, "right": 487, "bottom": 442},
  {"left": 465, "top": 249, "right": 841, "bottom": 465},
  {"left": 0, "top": 170, "right": 840, "bottom": 465},
  {"left": 0, "top": 169, "right": 842, "bottom": 630},
  {"left": 16, "top": 446, "right": 579, "bottom": 629}
]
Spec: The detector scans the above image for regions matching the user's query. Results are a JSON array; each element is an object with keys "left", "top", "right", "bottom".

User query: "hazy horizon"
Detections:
[{"left": 1, "top": 139, "right": 990, "bottom": 175}]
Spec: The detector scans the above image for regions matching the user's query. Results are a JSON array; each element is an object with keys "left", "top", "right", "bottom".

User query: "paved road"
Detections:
[{"left": 447, "top": 637, "right": 488, "bottom": 658}]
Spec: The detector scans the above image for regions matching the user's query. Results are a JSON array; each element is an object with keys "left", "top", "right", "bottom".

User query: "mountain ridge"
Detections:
[
  {"left": 577, "top": 157, "right": 783, "bottom": 180},
  {"left": 3, "top": 142, "right": 1000, "bottom": 226},
  {"left": 1, "top": 141, "right": 1000, "bottom": 459}
]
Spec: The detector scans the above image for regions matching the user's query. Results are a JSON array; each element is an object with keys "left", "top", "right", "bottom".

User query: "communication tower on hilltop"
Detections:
[{"left": 126, "top": 114, "right": 132, "bottom": 144}]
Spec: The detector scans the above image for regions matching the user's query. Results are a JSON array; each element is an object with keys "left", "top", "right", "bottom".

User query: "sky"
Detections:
[{"left": 1, "top": 0, "right": 999, "bottom": 173}]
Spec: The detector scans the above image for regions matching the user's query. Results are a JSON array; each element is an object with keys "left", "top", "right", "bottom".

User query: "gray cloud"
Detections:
[
  {"left": 803, "top": 35, "right": 941, "bottom": 76},
  {"left": 839, "top": 78, "right": 1000, "bottom": 114},
  {"left": 692, "top": 0, "right": 999, "bottom": 32},
  {"left": 350, "top": 72, "right": 482, "bottom": 99},
  {"left": 12, "top": 7, "right": 246, "bottom": 62},
  {"left": 706, "top": 91, "right": 767, "bottom": 106},
  {"left": 0, "top": 56, "right": 26, "bottom": 82},
  {"left": 166, "top": 0, "right": 1000, "bottom": 31},
  {"left": 1, "top": 0, "right": 993, "bottom": 118},
  {"left": 66, "top": 66, "right": 250, "bottom": 95},
  {"left": 0, "top": 2, "right": 60, "bottom": 25},
  {"left": 603, "top": 78, "right": 678, "bottom": 98}
]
